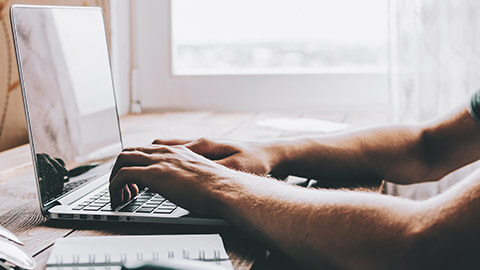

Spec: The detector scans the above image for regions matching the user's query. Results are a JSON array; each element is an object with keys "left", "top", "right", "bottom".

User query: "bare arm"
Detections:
[
  {"left": 109, "top": 143, "right": 480, "bottom": 269},
  {"left": 263, "top": 107, "right": 480, "bottom": 185},
  {"left": 107, "top": 105, "right": 480, "bottom": 269},
  {"left": 155, "top": 107, "right": 480, "bottom": 185},
  {"left": 215, "top": 169, "right": 480, "bottom": 269}
]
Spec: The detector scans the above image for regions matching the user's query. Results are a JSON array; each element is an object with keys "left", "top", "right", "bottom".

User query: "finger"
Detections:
[
  {"left": 122, "top": 185, "right": 132, "bottom": 202},
  {"left": 50, "top": 158, "right": 68, "bottom": 176},
  {"left": 123, "top": 146, "right": 174, "bottom": 155},
  {"left": 186, "top": 138, "right": 238, "bottom": 160},
  {"left": 109, "top": 167, "right": 149, "bottom": 208},
  {"left": 42, "top": 154, "right": 68, "bottom": 175},
  {"left": 128, "top": 183, "right": 140, "bottom": 197},
  {"left": 152, "top": 138, "right": 192, "bottom": 145},
  {"left": 119, "top": 187, "right": 124, "bottom": 203},
  {"left": 109, "top": 151, "right": 154, "bottom": 182},
  {"left": 54, "top": 157, "right": 66, "bottom": 167}
]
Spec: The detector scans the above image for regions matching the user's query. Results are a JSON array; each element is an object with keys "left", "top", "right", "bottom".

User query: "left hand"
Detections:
[
  {"left": 108, "top": 144, "right": 233, "bottom": 216},
  {"left": 152, "top": 138, "right": 273, "bottom": 176}
]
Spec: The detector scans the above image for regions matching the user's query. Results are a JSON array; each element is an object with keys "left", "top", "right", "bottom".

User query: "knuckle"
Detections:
[
  {"left": 227, "top": 158, "right": 241, "bottom": 169},
  {"left": 164, "top": 145, "right": 175, "bottom": 153},
  {"left": 152, "top": 145, "right": 173, "bottom": 153},
  {"left": 196, "top": 137, "right": 211, "bottom": 145},
  {"left": 134, "top": 148, "right": 149, "bottom": 155},
  {"left": 118, "top": 151, "right": 137, "bottom": 162},
  {"left": 172, "top": 144, "right": 187, "bottom": 151},
  {"left": 117, "top": 152, "right": 129, "bottom": 161},
  {"left": 117, "top": 167, "right": 132, "bottom": 177},
  {"left": 152, "top": 164, "right": 165, "bottom": 173}
]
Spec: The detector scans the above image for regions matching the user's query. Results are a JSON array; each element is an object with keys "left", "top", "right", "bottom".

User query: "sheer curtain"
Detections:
[{"left": 387, "top": 0, "right": 480, "bottom": 199}]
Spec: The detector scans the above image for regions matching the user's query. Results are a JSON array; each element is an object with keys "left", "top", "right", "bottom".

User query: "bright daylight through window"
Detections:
[{"left": 172, "top": 0, "right": 388, "bottom": 75}]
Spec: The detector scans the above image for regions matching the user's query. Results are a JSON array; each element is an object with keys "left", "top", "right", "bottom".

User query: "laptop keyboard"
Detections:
[{"left": 72, "top": 188, "right": 177, "bottom": 214}]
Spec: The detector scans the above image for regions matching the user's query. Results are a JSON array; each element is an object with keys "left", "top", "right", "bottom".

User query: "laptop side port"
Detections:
[
  {"left": 93, "top": 215, "right": 102, "bottom": 220},
  {"left": 107, "top": 216, "right": 119, "bottom": 221},
  {"left": 79, "top": 215, "right": 88, "bottom": 220},
  {"left": 58, "top": 214, "right": 73, "bottom": 219}
]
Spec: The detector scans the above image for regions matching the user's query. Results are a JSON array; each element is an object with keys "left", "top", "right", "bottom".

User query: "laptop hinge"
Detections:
[{"left": 43, "top": 200, "right": 61, "bottom": 215}]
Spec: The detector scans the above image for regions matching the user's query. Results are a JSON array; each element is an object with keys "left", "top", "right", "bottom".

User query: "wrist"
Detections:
[
  {"left": 259, "top": 139, "right": 289, "bottom": 175},
  {"left": 209, "top": 170, "right": 249, "bottom": 218},
  {"left": 210, "top": 171, "right": 266, "bottom": 221}
]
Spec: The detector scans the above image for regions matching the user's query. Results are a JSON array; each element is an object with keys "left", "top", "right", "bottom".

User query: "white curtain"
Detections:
[{"left": 387, "top": 0, "right": 480, "bottom": 199}]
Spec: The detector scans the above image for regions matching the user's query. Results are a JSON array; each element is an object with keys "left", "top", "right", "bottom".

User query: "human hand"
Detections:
[
  {"left": 109, "top": 145, "right": 234, "bottom": 216},
  {"left": 152, "top": 138, "right": 275, "bottom": 176},
  {"left": 36, "top": 153, "right": 68, "bottom": 202}
]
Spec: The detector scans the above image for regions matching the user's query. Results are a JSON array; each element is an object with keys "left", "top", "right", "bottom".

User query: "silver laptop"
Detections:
[{"left": 10, "top": 5, "right": 225, "bottom": 225}]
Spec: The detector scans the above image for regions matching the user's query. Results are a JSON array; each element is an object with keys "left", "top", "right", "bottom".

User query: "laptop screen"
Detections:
[{"left": 11, "top": 6, "right": 122, "bottom": 206}]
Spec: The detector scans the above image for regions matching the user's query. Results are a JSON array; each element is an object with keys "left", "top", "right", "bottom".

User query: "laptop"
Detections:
[{"left": 10, "top": 5, "right": 225, "bottom": 225}]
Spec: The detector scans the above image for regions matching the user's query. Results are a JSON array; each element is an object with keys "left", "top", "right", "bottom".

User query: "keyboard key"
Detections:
[
  {"left": 83, "top": 205, "right": 102, "bottom": 211},
  {"left": 119, "top": 205, "right": 140, "bottom": 212},
  {"left": 92, "top": 200, "right": 108, "bottom": 204},
  {"left": 145, "top": 202, "right": 160, "bottom": 207},
  {"left": 149, "top": 198, "right": 165, "bottom": 203},
  {"left": 162, "top": 202, "right": 176, "bottom": 207},
  {"left": 136, "top": 207, "right": 155, "bottom": 213},
  {"left": 153, "top": 208, "right": 174, "bottom": 214},
  {"left": 100, "top": 204, "right": 114, "bottom": 212},
  {"left": 89, "top": 203, "right": 108, "bottom": 208},
  {"left": 130, "top": 202, "right": 145, "bottom": 207},
  {"left": 132, "top": 197, "right": 148, "bottom": 201},
  {"left": 156, "top": 205, "right": 176, "bottom": 211}
]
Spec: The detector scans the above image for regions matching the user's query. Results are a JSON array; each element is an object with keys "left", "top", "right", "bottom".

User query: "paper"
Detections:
[
  {"left": 256, "top": 117, "right": 349, "bottom": 133},
  {"left": 46, "top": 234, "right": 232, "bottom": 269}
]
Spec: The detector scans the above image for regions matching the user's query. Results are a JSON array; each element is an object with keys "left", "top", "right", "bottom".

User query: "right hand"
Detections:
[{"left": 152, "top": 138, "right": 274, "bottom": 176}]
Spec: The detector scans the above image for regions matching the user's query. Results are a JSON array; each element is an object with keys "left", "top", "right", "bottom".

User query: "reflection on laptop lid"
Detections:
[{"left": 11, "top": 5, "right": 122, "bottom": 209}]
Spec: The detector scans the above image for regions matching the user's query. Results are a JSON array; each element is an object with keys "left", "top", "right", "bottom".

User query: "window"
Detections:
[
  {"left": 172, "top": 0, "right": 388, "bottom": 75},
  {"left": 132, "top": 0, "right": 389, "bottom": 113}
]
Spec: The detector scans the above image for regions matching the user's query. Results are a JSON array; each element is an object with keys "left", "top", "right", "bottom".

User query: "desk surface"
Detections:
[{"left": 0, "top": 111, "right": 386, "bottom": 269}]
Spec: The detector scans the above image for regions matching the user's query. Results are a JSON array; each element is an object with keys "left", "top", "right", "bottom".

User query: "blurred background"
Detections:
[{"left": 1, "top": 0, "right": 480, "bottom": 197}]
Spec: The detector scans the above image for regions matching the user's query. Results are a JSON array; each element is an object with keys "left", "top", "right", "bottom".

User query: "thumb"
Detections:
[
  {"left": 152, "top": 138, "right": 192, "bottom": 145},
  {"left": 186, "top": 138, "right": 238, "bottom": 160},
  {"left": 216, "top": 156, "right": 242, "bottom": 171}
]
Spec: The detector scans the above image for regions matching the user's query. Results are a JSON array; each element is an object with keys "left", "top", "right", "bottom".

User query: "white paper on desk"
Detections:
[
  {"left": 46, "top": 234, "right": 232, "bottom": 269},
  {"left": 256, "top": 117, "right": 349, "bottom": 133}
]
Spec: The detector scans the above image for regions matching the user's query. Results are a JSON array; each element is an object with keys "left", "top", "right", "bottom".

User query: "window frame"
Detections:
[{"left": 131, "top": 0, "right": 389, "bottom": 113}]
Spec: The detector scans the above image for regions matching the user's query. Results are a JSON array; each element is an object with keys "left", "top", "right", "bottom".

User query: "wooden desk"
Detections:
[{"left": 0, "top": 111, "right": 387, "bottom": 269}]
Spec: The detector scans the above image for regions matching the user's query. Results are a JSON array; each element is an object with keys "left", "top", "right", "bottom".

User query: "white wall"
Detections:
[{"left": 110, "top": 0, "right": 131, "bottom": 116}]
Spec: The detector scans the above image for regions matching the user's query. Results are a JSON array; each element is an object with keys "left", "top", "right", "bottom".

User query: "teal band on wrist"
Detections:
[{"left": 468, "top": 89, "right": 480, "bottom": 125}]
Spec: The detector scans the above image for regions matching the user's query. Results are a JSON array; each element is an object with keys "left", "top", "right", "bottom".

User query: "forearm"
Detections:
[
  {"left": 214, "top": 169, "right": 480, "bottom": 269},
  {"left": 110, "top": 136, "right": 480, "bottom": 269},
  {"left": 213, "top": 172, "right": 422, "bottom": 269},
  {"left": 263, "top": 125, "right": 428, "bottom": 185},
  {"left": 263, "top": 108, "right": 480, "bottom": 186}
]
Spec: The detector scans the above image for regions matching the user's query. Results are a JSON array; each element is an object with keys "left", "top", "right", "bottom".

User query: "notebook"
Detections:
[{"left": 46, "top": 234, "right": 233, "bottom": 269}]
